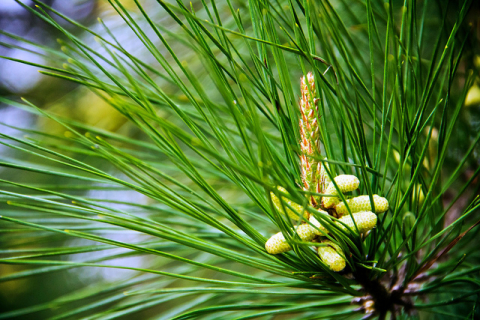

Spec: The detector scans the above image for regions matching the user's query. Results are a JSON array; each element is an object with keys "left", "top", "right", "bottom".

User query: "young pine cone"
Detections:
[
  {"left": 335, "top": 195, "right": 389, "bottom": 217},
  {"left": 270, "top": 186, "right": 308, "bottom": 220},
  {"left": 310, "top": 211, "right": 377, "bottom": 236},
  {"left": 322, "top": 175, "right": 360, "bottom": 208},
  {"left": 265, "top": 224, "right": 316, "bottom": 254},
  {"left": 317, "top": 240, "right": 346, "bottom": 272}
]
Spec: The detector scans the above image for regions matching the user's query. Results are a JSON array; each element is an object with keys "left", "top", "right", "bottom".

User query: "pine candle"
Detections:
[{"left": 299, "top": 72, "right": 322, "bottom": 206}]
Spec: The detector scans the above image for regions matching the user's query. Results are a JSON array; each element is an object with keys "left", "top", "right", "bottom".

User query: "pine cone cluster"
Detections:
[{"left": 265, "top": 72, "right": 389, "bottom": 272}]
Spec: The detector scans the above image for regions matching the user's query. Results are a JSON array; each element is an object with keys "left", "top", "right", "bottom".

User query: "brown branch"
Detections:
[{"left": 411, "top": 218, "right": 480, "bottom": 281}]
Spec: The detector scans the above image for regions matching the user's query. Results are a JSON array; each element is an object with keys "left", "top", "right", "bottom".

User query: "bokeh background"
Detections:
[{"left": 0, "top": 1, "right": 153, "bottom": 318}]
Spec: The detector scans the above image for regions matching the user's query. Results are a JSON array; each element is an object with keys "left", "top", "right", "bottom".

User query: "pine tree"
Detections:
[{"left": 1, "top": 0, "right": 479, "bottom": 319}]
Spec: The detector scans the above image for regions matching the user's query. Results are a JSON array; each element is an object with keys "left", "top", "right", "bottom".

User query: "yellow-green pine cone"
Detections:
[
  {"left": 336, "top": 211, "right": 377, "bottom": 234},
  {"left": 322, "top": 175, "right": 360, "bottom": 208},
  {"left": 317, "top": 241, "right": 346, "bottom": 272},
  {"left": 265, "top": 231, "right": 291, "bottom": 254},
  {"left": 335, "top": 195, "right": 389, "bottom": 216},
  {"left": 309, "top": 210, "right": 330, "bottom": 235},
  {"left": 295, "top": 223, "right": 316, "bottom": 241},
  {"left": 265, "top": 224, "right": 316, "bottom": 254},
  {"left": 270, "top": 187, "right": 308, "bottom": 220},
  {"left": 322, "top": 196, "right": 341, "bottom": 209}
]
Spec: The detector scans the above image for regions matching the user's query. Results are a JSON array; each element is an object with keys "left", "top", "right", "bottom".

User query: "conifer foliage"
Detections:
[{"left": 1, "top": 0, "right": 479, "bottom": 319}]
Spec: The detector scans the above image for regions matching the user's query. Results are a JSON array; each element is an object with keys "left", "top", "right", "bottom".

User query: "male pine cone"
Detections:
[
  {"left": 265, "top": 224, "right": 316, "bottom": 254},
  {"left": 322, "top": 175, "right": 360, "bottom": 208},
  {"left": 317, "top": 241, "right": 346, "bottom": 272},
  {"left": 335, "top": 195, "right": 388, "bottom": 216},
  {"left": 309, "top": 211, "right": 377, "bottom": 236},
  {"left": 270, "top": 187, "right": 308, "bottom": 220},
  {"left": 265, "top": 210, "right": 378, "bottom": 254}
]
